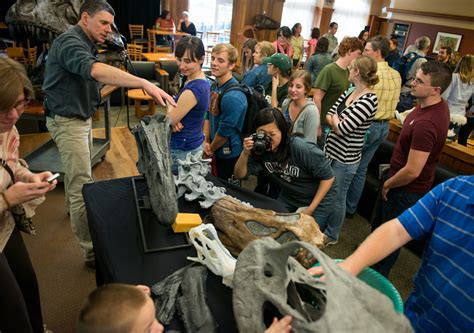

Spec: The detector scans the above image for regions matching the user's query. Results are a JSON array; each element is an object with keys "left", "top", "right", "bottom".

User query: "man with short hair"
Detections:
[
  {"left": 322, "top": 22, "right": 338, "bottom": 54},
  {"left": 437, "top": 46, "right": 455, "bottom": 72},
  {"left": 43, "top": 0, "right": 175, "bottom": 268},
  {"left": 204, "top": 43, "right": 248, "bottom": 182},
  {"left": 313, "top": 37, "right": 363, "bottom": 147},
  {"left": 371, "top": 61, "right": 452, "bottom": 277},
  {"left": 346, "top": 35, "right": 401, "bottom": 218},
  {"left": 397, "top": 36, "right": 430, "bottom": 111}
]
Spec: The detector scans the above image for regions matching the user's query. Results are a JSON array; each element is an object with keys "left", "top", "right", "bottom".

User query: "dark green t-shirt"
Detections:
[
  {"left": 247, "top": 137, "right": 337, "bottom": 212},
  {"left": 314, "top": 63, "right": 349, "bottom": 125},
  {"left": 265, "top": 81, "right": 289, "bottom": 107}
]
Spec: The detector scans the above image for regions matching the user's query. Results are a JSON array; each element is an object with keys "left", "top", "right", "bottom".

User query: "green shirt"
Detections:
[
  {"left": 314, "top": 63, "right": 349, "bottom": 125},
  {"left": 265, "top": 81, "right": 289, "bottom": 107}
]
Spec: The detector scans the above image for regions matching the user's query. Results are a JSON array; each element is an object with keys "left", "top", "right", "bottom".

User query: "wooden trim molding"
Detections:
[{"left": 384, "top": 8, "right": 474, "bottom": 22}]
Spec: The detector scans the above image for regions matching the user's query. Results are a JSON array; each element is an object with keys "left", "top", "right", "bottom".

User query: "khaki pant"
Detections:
[{"left": 46, "top": 115, "right": 94, "bottom": 261}]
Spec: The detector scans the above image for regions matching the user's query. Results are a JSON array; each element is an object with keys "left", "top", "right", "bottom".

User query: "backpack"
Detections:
[
  {"left": 217, "top": 83, "right": 270, "bottom": 137},
  {"left": 392, "top": 52, "right": 424, "bottom": 84}
]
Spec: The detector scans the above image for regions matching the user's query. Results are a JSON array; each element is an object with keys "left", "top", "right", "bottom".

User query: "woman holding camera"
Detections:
[
  {"left": 0, "top": 57, "right": 57, "bottom": 332},
  {"left": 234, "top": 107, "right": 341, "bottom": 245},
  {"left": 324, "top": 55, "right": 378, "bottom": 243}
]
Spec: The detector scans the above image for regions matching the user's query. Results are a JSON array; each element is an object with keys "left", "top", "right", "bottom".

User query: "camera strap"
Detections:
[{"left": 0, "top": 158, "right": 15, "bottom": 186}]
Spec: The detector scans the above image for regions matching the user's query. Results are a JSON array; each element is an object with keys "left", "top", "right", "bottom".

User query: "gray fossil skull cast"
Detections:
[
  {"left": 205, "top": 196, "right": 325, "bottom": 268},
  {"left": 6, "top": 0, "right": 123, "bottom": 48},
  {"left": 133, "top": 114, "right": 178, "bottom": 225},
  {"left": 233, "top": 238, "right": 413, "bottom": 333}
]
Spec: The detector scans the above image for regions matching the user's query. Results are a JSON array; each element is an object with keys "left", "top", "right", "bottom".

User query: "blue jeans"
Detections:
[
  {"left": 170, "top": 144, "right": 203, "bottom": 175},
  {"left": 329, "top": 159, "right": 359, "bottom": 241},
  {"left": 370, "top": 176, "right": 424, "bottom": 277},
  {"left": 346, "top": 121, "right": 390, "bottom": 215}
]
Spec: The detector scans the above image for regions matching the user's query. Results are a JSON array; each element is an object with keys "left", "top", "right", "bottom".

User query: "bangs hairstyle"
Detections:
[
  {"left": 338, "top": 37, "right": 364, "bottom": 57},
  {"left": 79, "top": 0, "right": 115, "bottom": 17},
  {"left": 212, "top": 43, "right": 238, "bottom": 64},
  {"left": 0, "top": 57, "right": 34, "bottom": 112},
  {"left": 252, "top": 107, "right": 290, "bottom": 164},
  {"left": 289, "top": 70, "right": 312, "bottom": 94},
  {"left": 78, "top": 284, "right": 148, "bottom": 333},
  {"left": 175, "top": 36, "right": 205, "bottom": 63}
]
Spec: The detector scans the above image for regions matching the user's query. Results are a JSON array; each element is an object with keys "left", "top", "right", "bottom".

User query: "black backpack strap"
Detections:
[{"left": 0, "top": 158, "right": 15, "bottom": 185}]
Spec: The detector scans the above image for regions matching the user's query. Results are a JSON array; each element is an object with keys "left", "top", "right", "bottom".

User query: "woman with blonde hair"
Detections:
[
  {"left": 281, "top": 70, "right": 319, "bottom": 142},
  {"left": 241, "top": 41, "right": 275, "bottom": 89},
  {"left": 0, "top": 57, "right": 57, "bottom": 332},
  {"left": 442, "top": 55, "right": 474, "bottom": 138},
  {"left": 323, "top": 55, "right": 379, "bottom": 245}
]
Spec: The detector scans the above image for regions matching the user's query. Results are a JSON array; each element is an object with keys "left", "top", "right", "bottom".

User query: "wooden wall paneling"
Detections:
[
  {"left": 161, "top": 0, "right": 188, "bottom": 25},
  {"left": 319, "top": 7, "right": 334, "bottom": 34}
]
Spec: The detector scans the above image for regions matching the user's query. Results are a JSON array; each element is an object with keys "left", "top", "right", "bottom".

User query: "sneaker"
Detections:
[{"left": 323, "top": 235, "right": 338, "bottom": 247}]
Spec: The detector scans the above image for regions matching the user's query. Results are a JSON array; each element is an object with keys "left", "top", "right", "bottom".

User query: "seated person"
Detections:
[
  {"left": 234, "top": 107, "right": 341, "bottom": 244},
  {"left": 78, "top": 284, "right": 164, "bottom": 333},
  {"left": 155, "top": 10, "right": 175, "bottom": 30},
  {"left": 177, "top": 11, "right": 196, "bottom": 36},
  {"left": 241, "top": 41, "right": 275, "bottom": 90}
]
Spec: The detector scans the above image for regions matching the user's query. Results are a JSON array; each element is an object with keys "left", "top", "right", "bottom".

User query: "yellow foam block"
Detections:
[{"left": 172, "top": 213, "right": 202, "bottom": 233}]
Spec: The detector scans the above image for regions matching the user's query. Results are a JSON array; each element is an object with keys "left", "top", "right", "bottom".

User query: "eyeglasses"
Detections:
[
  {"left": 412, "top": 78, "right": 438, "bottom": 88},
  {"left": 2, "top": 99, "right": 30, "bottom": 114}
]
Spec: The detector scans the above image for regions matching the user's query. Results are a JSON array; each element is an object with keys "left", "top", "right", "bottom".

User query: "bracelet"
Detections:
[{"left": 1, "top": 192, "right": 11, "bottom": 210}]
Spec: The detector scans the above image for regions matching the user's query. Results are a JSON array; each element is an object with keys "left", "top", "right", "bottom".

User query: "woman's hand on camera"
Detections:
[
  {"left": 242, "top": 137, "right": 254, "bottom": 155},
  {"left": 4, "top": 181, "right": 55, "bottom": 207}
]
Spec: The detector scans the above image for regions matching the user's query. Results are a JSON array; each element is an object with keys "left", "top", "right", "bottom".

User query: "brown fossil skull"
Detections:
[{"left": 205, "top": 196, "right": 325, "bottom": 268}]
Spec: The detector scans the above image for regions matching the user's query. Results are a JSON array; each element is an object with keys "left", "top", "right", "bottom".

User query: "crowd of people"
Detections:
[{"left": 0, "top": 1, "right": 472, "bottom": 332}]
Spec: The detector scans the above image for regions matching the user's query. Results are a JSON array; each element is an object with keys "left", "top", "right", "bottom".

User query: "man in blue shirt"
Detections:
[
  {"left": 204, "top": 43, "right": 247, "bottom": 182},
  {"left": 310, "top": 176, "right": 474, "bottom": 332},
  {"left": 43, "top": 0, "right": 174, "bottom": 268}
]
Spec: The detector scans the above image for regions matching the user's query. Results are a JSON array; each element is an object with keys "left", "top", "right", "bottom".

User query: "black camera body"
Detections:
[{"left": 251, "top": 132, "right": 272, "bottom": 156}]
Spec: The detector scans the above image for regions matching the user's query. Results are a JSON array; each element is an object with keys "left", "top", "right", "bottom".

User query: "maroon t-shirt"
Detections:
[{"left": 389, "top": 99, "right": 449, "bottom": 193}]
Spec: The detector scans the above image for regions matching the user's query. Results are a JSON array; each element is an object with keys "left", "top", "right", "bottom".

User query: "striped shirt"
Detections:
[
  {"left": 398, "top": 176, "right": 474, "bottom": 332},
  {"left": 324, "top": 91, "right": 378, "bottom": 164}
]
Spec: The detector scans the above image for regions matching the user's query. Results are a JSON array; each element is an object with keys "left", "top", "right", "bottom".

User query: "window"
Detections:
[
  {"left": 281, "top": 0, "right": 317, "bottom": 38},
  {"left": 331, "top": 0, "right": 370, "bottom": 39},
  {"left": 189, "top": 0, "right": 233, "bottom": 34}
]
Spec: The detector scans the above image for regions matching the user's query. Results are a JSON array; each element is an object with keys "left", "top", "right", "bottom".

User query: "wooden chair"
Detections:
[
  {"left": 6, "top": 47, "right": 27, "bottom": 63},
  {"left": 205, "top": 32, "right": 221, "bottom": 49},
  {"left": 127, "top": 43, "right": 143, "bottom": 61},
  {"left": 129, "top": 24, "right": 148, "bottom": 51},
  {"left": 147, "top": 29, "right": 172, "bottom": 53},
  {"left": 28, "top": 46, "right": 37, "bottom": 66}
]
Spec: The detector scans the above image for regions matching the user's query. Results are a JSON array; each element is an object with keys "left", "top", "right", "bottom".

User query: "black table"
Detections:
[
  {"left": 83, "top": 175, "right": 287, "bottom": 331},
  {"left": 83, "top": 175, "right": 287, "bottom": 286}
]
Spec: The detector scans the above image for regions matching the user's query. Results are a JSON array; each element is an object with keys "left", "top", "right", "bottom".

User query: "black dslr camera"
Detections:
[{"left": 250, "top": 132, "right": 272, "bottom": 156}]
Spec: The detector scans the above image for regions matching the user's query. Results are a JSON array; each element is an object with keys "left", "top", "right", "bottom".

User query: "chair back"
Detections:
[
  {"left": 28, "top": 46, "right": 37, "bottom": 66},
  {"left": 129, "top": 24, "right": 144, "bottom": 39},
  {"left": 206, "top": 32, "right": 221, "bottom": 46},
  {"left": 6, "top": 47, "right": 27, "bottom": 63},
  {"left": 127, "top": 43, "right": 143, "bottom": 61},
  {"left": 126, "top": 61, "right": 156, "bottom": 81},
  {"left": 147, "top": 29, "right": 157, "bottom": 53},
  {"left": 196, "top": 31, "right": 204, "bottom": 39}
]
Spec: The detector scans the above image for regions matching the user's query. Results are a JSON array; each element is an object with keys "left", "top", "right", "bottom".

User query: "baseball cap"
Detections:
[{"left": 262, "top": 53, "right": 292, "bottom": 72}]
